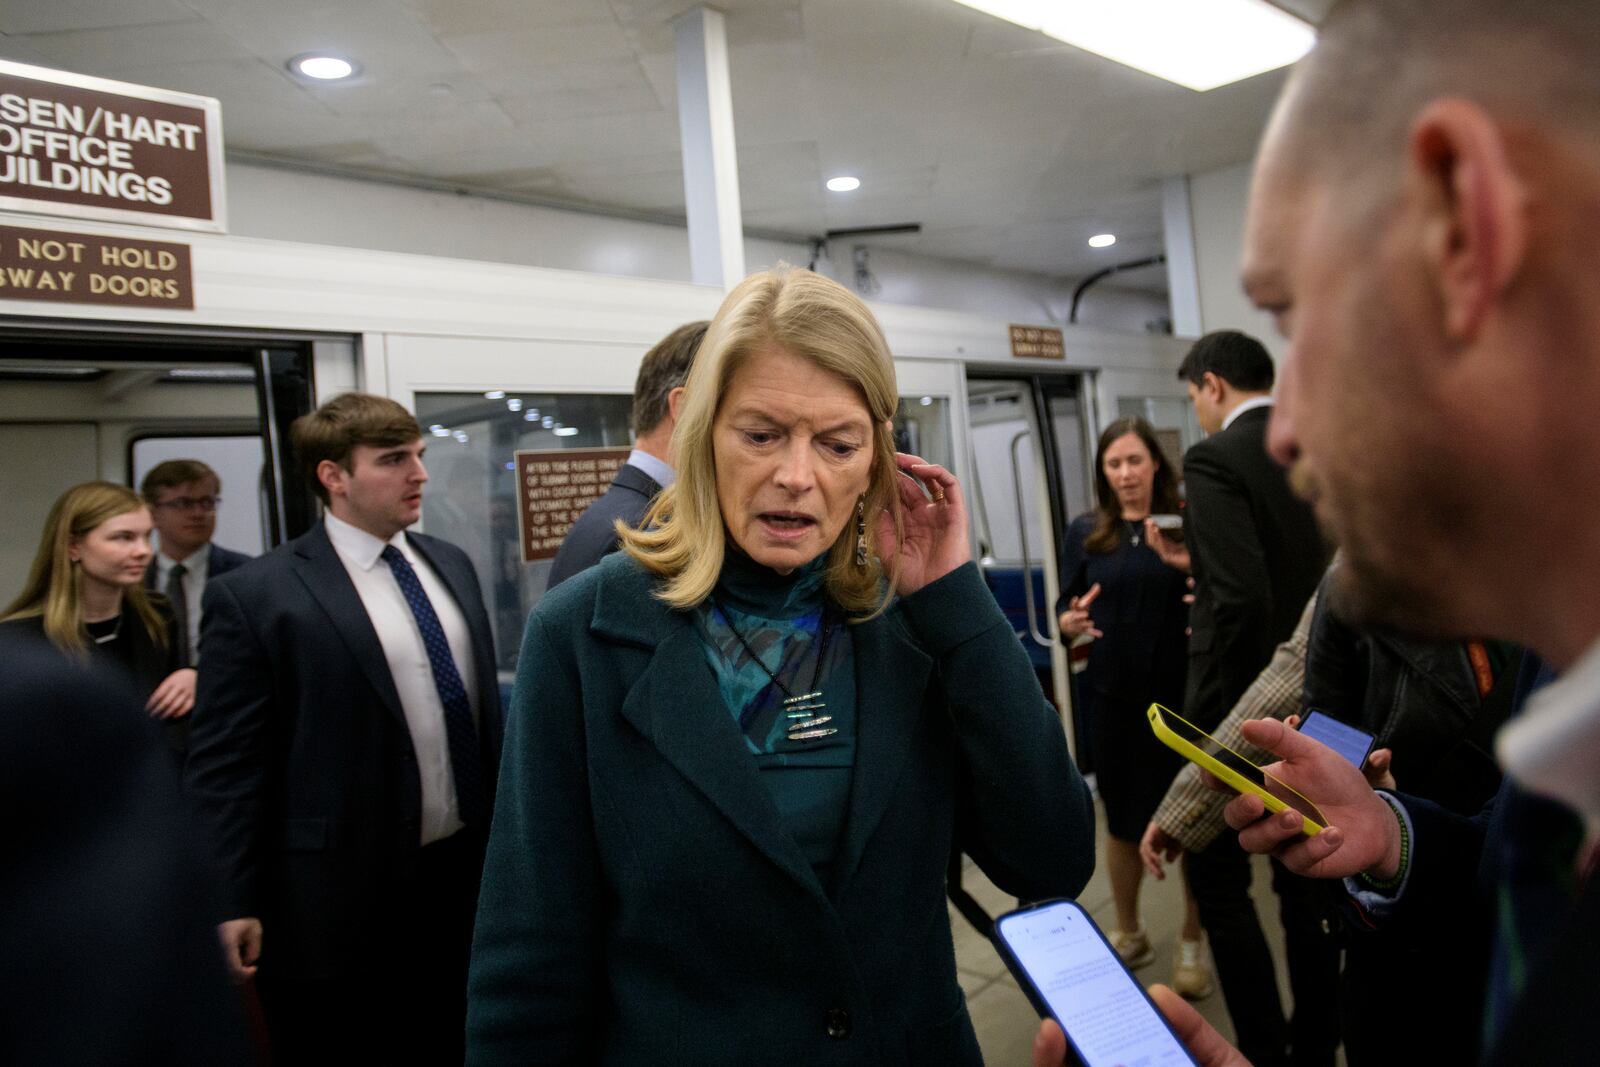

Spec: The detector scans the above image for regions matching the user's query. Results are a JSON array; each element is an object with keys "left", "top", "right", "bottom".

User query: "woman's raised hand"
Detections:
[
  {"left": 875, "top": 451, "right": 969, "bottom": 597},
  {"left": 1057, "top": 583, "right": 1104, "bottom": 639}
]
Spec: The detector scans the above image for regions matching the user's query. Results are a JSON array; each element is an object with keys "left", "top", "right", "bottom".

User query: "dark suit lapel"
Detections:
[
  {"left": 292, "top": 525, "right": 408, "bottom": 729},
  {"left": 830, "top": 612, "right": 932, "bottom": 897},
  {"left": 407, "top": 533, "right": 497, "bottom": 700},
  {"left": 602, "top": 579, "right": 826, "bottom": 901},
  {"left": 612, "top": 462, "right": 663, "bottom": 501}
]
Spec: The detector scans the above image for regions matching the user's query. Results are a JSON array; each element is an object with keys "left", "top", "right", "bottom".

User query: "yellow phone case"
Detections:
[{"left": 1146, "top": 703, "right": 1326, "bottom": 836}]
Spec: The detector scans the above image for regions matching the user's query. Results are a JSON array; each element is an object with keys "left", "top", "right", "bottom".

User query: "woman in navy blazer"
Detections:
[{"left": 467, "top": 268, "right": 1095, "bottom": 1065}]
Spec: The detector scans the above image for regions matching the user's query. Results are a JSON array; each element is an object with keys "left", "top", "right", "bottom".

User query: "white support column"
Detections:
[
  {"left": 1161, "top": 175, "right": 1204, "bottom": 339},
  {"left": 674, "top": 6, "right": 745, "bottom": 288}
]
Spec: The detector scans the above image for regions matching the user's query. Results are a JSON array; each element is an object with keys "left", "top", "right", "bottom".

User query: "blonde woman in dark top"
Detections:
[{"left": 1, "top": 482, "right": 193, "bottom": 751}]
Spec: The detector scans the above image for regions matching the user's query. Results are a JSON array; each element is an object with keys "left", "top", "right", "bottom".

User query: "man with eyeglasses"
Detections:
[{"left": 140, "top": 459, "right": 252, "bottom": 666}]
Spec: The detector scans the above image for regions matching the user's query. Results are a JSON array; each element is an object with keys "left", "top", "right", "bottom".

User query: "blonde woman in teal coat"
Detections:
[{"left": 467, "top": 268, "right": 1095, "bottom": 1065}]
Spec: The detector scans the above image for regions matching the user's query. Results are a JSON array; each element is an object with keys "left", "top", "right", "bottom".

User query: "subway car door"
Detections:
[
  {"left": 0, "top": 321, "right": 328, "bottom": 599},
  {"left": 964, "top": 371, "right": 1095, "bottom": 735}
]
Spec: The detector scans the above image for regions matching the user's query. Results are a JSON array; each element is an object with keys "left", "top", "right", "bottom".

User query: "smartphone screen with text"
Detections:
[{"left": 994, "top": 899, "right": 1198, "bottom": 1067}]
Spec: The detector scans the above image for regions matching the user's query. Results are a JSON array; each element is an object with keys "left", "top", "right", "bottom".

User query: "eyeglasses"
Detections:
[{"left": 155, "top": 496, "right": 221, "bottom": 513}]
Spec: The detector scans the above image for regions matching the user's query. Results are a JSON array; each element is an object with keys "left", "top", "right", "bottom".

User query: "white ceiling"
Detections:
[{"left": 0, "top": 0, "right": 1336, "bottom": 289}]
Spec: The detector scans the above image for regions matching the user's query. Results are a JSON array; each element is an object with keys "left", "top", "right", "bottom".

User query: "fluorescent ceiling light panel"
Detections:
[{"left": 952, "top": 0, "right": 1315, "bottom": 91}]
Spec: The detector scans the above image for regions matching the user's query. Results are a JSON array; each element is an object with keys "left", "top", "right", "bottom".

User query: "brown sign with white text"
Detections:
[
  {"left": 0, "top": 224, "right": 193, "bottom": 309},
  {"left": 0, "top": 59, "right": 225, "bottom": 232},
  {"left": 515, "top": 448, "right": 632, "bottom": 563},
  {"left": 1010, "top": 325, "right": 1065, "bottom": 360}
]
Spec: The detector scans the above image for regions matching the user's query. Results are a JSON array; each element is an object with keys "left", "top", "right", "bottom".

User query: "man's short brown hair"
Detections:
[
  {"left": 140, "top": 459, "right": 219, "bottom": 505},
  {"left": 632, "top": 321, "right": 709, "bottom": 437},
  {"left": 290, "top": 393, "right": 422, "bottom": 503}
]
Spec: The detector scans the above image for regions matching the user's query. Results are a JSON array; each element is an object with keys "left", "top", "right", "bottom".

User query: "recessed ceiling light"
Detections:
[
  {"left": 1088, "top": 233, "right": 1117, "bottom": 248},
  {"left": 289, "top": 54, "right": 358, "bottom": 81},
  {"left": 483, "top": 389, "right": 506, "bottom": 399},
  {"left": 553, "top": 427, "right": 581, "bottom": 437},
  {"left": 826, "top": 176, "right": 861, "bottom": 192},
  {"left": 950, "top": 0, "right": 1314, "bottom": 91}
]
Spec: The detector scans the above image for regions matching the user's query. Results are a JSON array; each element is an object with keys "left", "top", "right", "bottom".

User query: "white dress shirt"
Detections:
[
  {"left": 325, "top": 512, "right": 480, "bottom": 845},
  {"left": 1222, "top": 394, "right": 1275, "bottom": 431},
  {"left": 154, "top": 542, "right": 208, "bottom": 664},
  {"left": 626, "top": 448, "right": 675, "bottom": 489}
]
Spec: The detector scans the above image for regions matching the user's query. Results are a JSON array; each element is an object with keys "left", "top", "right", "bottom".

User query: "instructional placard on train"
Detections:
[
  {"left": 0, "top": 223, "right": 192, "bottom": 309},
  {"left": 0, "top": 59, "right": 226, "bottom": 233},
  {"left": 1010, "top": 325, "right": 1065, "bottom": 360},
  {"left": 515, "top": 448, "right": 632, "bottom": 563}
]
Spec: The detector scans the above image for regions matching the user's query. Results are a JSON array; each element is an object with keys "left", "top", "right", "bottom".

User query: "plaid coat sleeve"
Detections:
[{"left": 1152, "top": 590, "right": 1319, "bottom": 853}]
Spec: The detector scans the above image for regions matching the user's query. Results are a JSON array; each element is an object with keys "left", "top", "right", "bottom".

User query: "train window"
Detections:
[
  {"left": 131, "top": 435, "right": 269, "bottom": 557},
  {"left": 894, "top": 395, "right": 953, "bottom": 470},
  {"left": 413, "top": 391, "right": 634, "bottom": 674}
]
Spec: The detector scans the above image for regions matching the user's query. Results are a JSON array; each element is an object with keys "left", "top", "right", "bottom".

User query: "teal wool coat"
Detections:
[{"left": 467, "top": 555, "right": 1095, "bottom": 1065}]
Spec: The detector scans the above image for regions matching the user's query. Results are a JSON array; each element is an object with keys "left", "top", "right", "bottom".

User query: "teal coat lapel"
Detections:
[
  {"left": 831, "top": 610, "right": 933, "bottom": 897},
  {"left": 592, "top": 564, "right": 828, "bottom": 902}
]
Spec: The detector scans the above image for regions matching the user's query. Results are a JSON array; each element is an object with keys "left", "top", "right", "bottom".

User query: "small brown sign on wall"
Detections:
[
  {"left": 1010, "top": 325, "right": 1065, "bottom": 360},
  {"left": 0, "top": 59, "right": 225, "bottom": 233},
  {"left": 0, "top": 223, "right": 192, "bottom": 309},
  {"left": 515, "top": 447, "right": 633, "bottom": 563}
]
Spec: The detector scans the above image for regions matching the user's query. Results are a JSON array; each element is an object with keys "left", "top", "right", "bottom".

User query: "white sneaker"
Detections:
[
  {"left": 1172, "top": 937, "right": 1213, "bottom": 999},
  {"left": 1109, "top": 928, "right": 1155, "bottom": 969}
]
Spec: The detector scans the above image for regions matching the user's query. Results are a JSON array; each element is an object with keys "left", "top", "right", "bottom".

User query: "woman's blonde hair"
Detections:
[
  {"left": 620, "top": 267, "right": 902, "bottom": 617},
  {"left": 1, "top": 481, "right": 167, "bottom": 658}
]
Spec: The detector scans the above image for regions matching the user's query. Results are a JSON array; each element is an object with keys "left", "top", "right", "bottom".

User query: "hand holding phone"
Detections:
[
  {"left": 995, "top": 899, "right": 1198, "bottom": 1067},
  {"left": 1147, "top": 703, "right": 1326, "bottom": 835},
  {"left": 1219, "top": 717, "right": 1411, "bottom": 882}
]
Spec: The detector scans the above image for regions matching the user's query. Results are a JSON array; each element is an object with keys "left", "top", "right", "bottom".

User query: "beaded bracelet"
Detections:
[{"left": 1356, "top": 795, "right": 1409, "bottom": 893}]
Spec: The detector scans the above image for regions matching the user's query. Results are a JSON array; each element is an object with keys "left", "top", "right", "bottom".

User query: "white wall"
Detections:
[
  {"left": 1186, "top": 160, "right": 1282, "bottom": 360},
  {"left": 225, "top": 161, "right": 1167, "bottom": 334}
]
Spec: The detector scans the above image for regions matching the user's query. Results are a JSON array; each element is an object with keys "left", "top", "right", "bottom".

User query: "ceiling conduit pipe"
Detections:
[{"left": 1068, "top": 253, "right": 1167, "bottom": 323}]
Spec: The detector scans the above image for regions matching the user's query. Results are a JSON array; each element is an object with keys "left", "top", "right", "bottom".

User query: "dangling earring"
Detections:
[{"left": 855, "top": 496, "right": 868, "bottom": 568}]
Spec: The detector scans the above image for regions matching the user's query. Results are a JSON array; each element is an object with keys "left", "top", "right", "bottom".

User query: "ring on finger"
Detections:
[{"left": 930, "top": 485, "right": 946, "bottom": 502}]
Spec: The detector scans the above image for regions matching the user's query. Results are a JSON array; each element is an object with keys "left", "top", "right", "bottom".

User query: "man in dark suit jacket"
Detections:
[
  {"left": 141, "top": 458, "right": 253, "bottom": 666},
  {"left": 1176, "top": 331, "right": 1333, "bottom": 1067},
  {"left": 186, "top": 393, "right": 502, "bottom": 1064},
  {"left": 547, "top": 320, "right": 707, "bottom": 589}
]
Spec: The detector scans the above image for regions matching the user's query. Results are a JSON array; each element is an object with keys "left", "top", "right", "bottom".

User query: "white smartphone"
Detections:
[{"left": 992, "top": 899, "right": 1199, "bottom": 1067}]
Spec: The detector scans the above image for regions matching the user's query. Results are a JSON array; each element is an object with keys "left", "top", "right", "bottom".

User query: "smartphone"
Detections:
[
  {"left": 1148, "top": 513, "right": 1185, "bottom": 542},
  {"left": 993, "top": 899, "right": 1198, "bottom": 1067},
  {"left": 1298, "top": 710, "right": 1375, "bottom": 768},
  {"left": 1147, "top": 703, "right": 1327, "bottom": 835}
]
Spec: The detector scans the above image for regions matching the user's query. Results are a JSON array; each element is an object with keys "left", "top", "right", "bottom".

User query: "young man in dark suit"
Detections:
[
  {"left": 185, "top": 393, "right": 502, "bottom": 1064},
  {"left": 141, "top": 458, "right": 252, "bottom": 666},
  {"left": 546, "top": 320, "right": 707, "bottom": 589},
  {"left": 1176, "top": 331, "right": 1333, "bottom": 1067}
]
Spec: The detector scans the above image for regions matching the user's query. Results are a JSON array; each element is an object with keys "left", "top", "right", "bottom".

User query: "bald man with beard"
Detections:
[{"left": 1034, "top": 1, "right": 1600, "bottom": 1064}]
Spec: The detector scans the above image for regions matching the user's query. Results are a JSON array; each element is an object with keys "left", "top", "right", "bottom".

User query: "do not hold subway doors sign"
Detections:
[
  {"left": 0, "top": 224, "right": 194, "bottom": 309},
  {"left": 0, "top": 59, "right": 226, "bottom": 233}
]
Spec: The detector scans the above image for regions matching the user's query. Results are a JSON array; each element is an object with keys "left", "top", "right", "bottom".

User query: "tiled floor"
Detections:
[{"left": 952, "top": 797, "right": 1340, "bottom": 1065}]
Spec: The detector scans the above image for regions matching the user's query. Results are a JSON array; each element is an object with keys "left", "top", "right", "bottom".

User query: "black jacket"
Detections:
[
  {"left": 546, "top": 462, "right": 662, "bottom": 590},
  {"left": 1302, "top": 574, "right": 1505, "bottom": 814},
  {"left": 1182, "top": 405, "right": 1329, "bottom": 728}
]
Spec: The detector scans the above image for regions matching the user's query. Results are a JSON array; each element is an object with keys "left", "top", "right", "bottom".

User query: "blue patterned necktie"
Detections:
[{"left": 380, "top": 544, "right": 487, "bottom": 826}]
